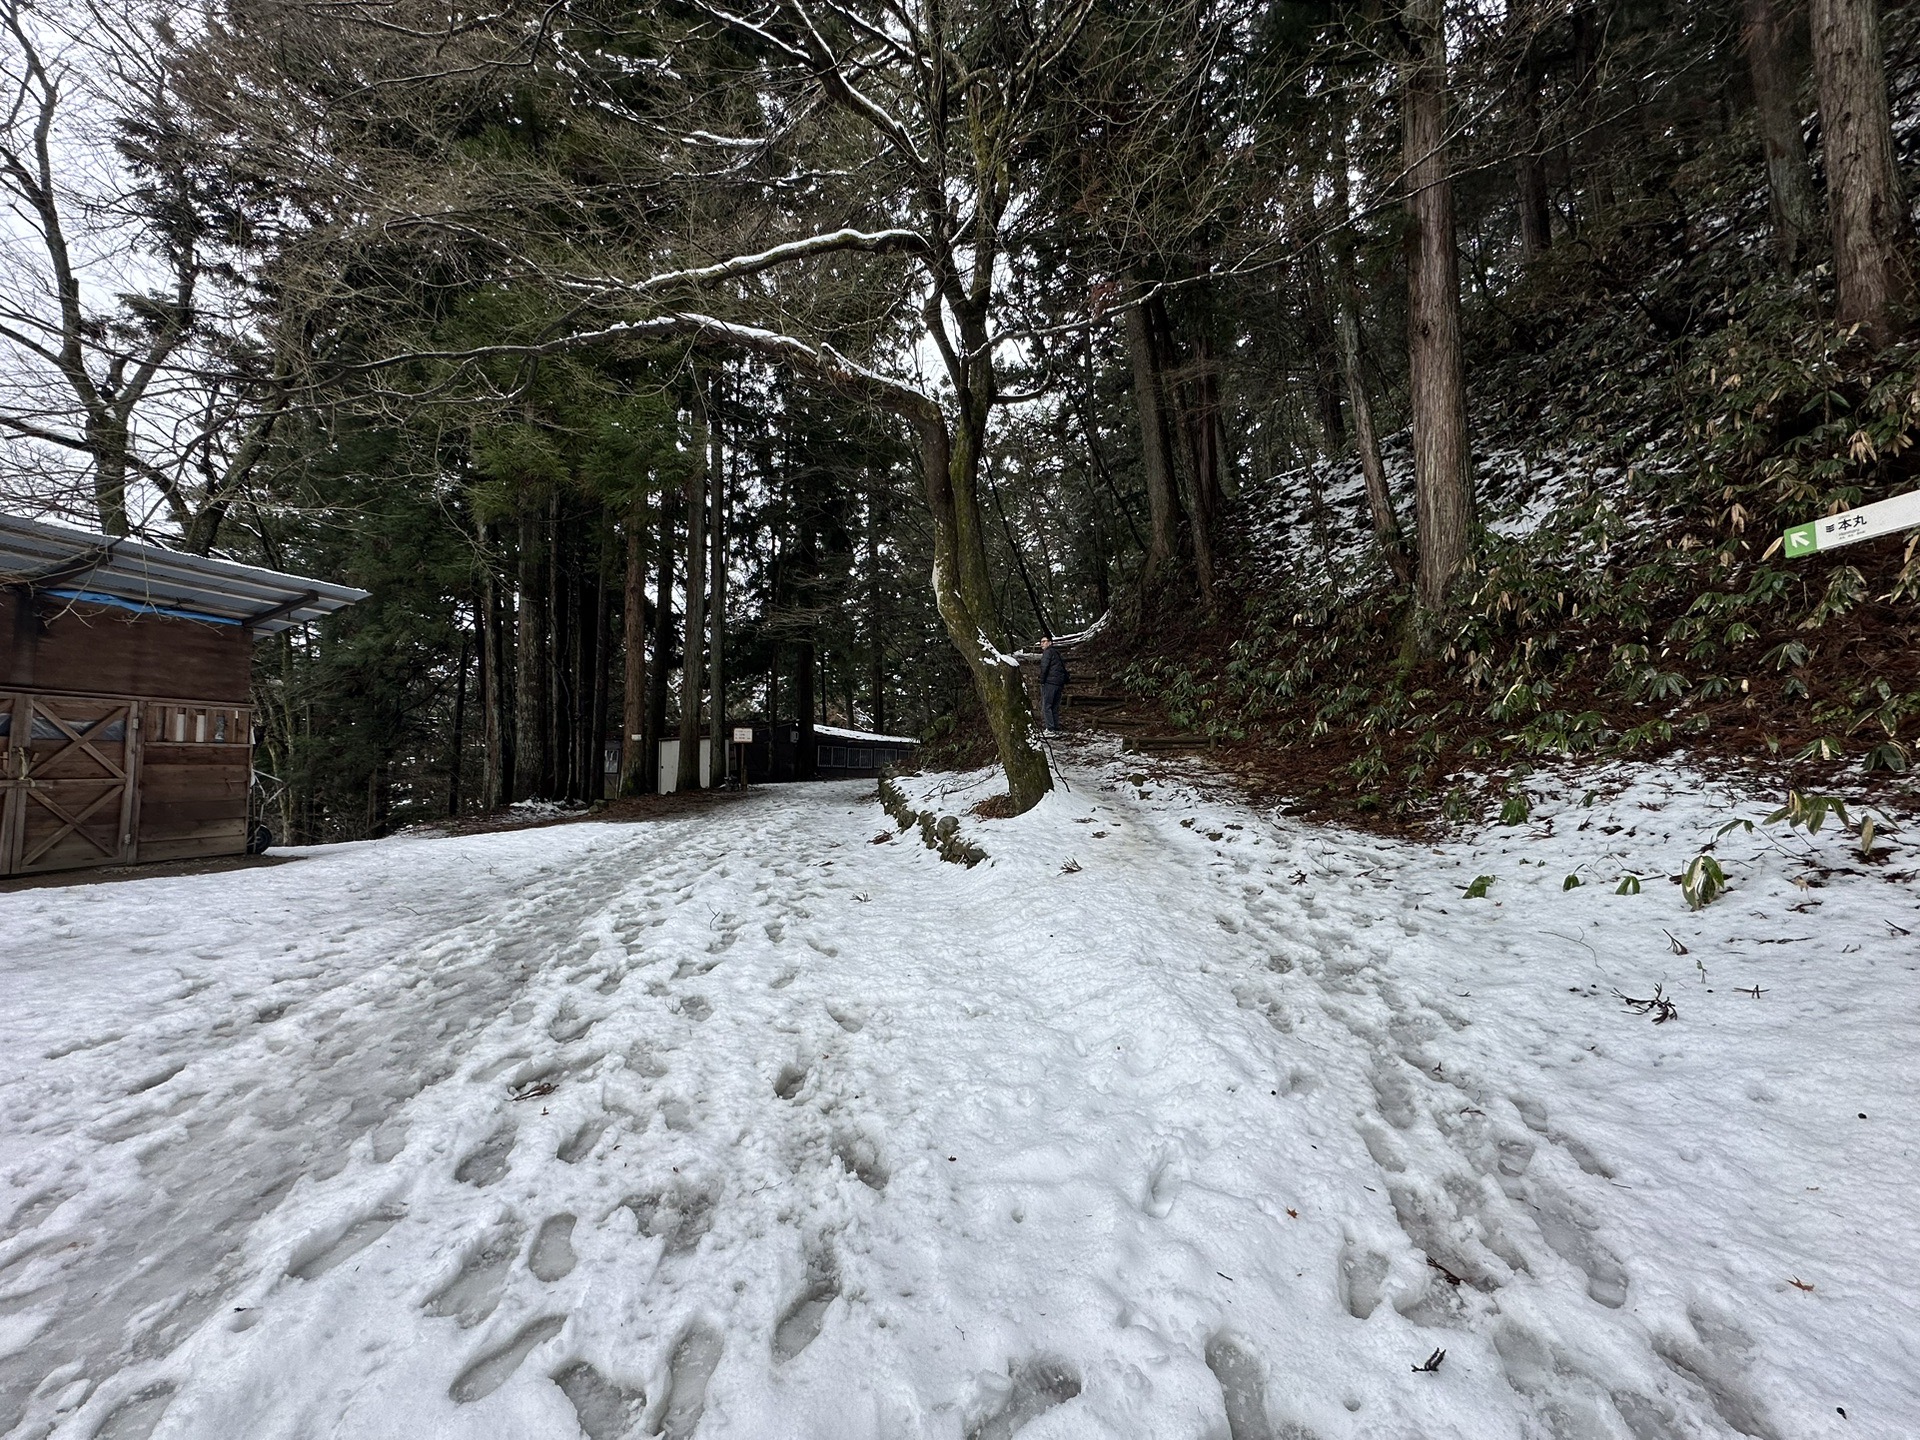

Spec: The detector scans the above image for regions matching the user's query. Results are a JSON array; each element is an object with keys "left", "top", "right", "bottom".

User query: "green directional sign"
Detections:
[{"left": 1780, "top": 489, "right": 1920, "bottom": 557}]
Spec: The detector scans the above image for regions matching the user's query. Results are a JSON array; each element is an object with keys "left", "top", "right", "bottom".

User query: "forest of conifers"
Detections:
[{"left": 3, "top": 0, "right": 1917, "bottom": 840}]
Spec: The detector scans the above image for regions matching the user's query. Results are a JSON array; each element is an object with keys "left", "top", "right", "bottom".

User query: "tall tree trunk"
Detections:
[
  {"left": 546, "top": 495, "right": 568, "bottom": 798},
  {"left": 866, "top": 479, "right": 889, "bottom": 734},
  {"left": 575, "top": 568, "right": 594, "bottom": 799},
  {"left": 513, "top": 509, "right": 547, "bottom": 800},
  {"left": 1745, "top": 0, "right": 1821, "bottom": 270},
  {"left": 1331, "top": 118, "right": 1415, "bottom": 589},
  {"left": 366, "top": 761, "right": 391, "bottom": 839},
  {"left": 1152, "top": 295, "right": 1220, "bottom": 602},
  {"left": 480, "top": 523, "right": 511, "bottom": 809},
  {"left": 1810, "top": 0, "right": 1912, "bottom": 343},
  {"left": 589, "top": 552, "right": 610, "bottom": 803},
  {"left": 448, "top": 626, "right": 469, "bottom": 817},
  {"left": 1571, "top": 3, "right": 1615, "bottom": 216},
  {"left": 1299, "top": 244, "right": 1348, "bottom": 450},
  {"left": 1512, "top": 6, "right": 1554, "bottom": 258},
  {"left": 707, "top": 375, "right": 728, "bottom": 784},
  {"left": 620, "top": 496, "right": 648, "bottom": 796},
  {"left": 647, "top": 484, "right": 675, "bottom": 794},
  {"left": 795, "top": 636, "right": 816, "bottom": 779},
  {"left": 1402, "top": 0, "right": 1476, "bottom": 614},
  {"left": 678, "top": 398, "right": 709, "bottom": 792},
  {"left": 1122, "top": 286, "right": 1180, "bottom": 587},
  {"left": 920, "top": 300, "right": 1053, "bottom": 810}
]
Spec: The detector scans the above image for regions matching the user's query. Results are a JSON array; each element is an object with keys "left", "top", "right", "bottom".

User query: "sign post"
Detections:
[
  {"left": 732, "top": 726, "right": 754, "bottom": 788},
  {"left": 1781, "top": 489, "right": 1920, "bottom": 558}
]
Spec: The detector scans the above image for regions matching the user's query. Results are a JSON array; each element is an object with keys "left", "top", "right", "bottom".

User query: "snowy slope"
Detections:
[{"left": 0, "top": 755, "right": 1914, "bottom": 1440}]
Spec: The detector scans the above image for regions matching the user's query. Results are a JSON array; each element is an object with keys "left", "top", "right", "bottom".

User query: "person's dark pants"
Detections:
[{"left": 1041, "top": 683, "right": 1065, "bottom": 732}]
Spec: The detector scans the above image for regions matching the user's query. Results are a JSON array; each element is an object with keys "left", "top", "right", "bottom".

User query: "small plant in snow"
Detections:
[
  {"left": 1563, "top": 873, "right": 1583, "bottom": 890},
  {"left": 1616, "top": 873, "right": 1642, "bottom": 895},
  {"left": 1462, "top": 875, "right": 1495, "bottom": 898},
  {"left": 1861, "top": 741, "right": 1909, "bottom": 774},
  {"left": 1499, "top": 793, "right": 1531, "bottom": 826},
  {"left": 1766, "top": 789, "right": 1849, "bottom": 835},
  {"left": 1681, "top": 854, "right": 1727, "bottom": 909}
]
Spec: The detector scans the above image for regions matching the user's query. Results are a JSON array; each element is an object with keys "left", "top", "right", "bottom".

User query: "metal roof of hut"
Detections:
[{"left": 0, "top": 514, "right": 367, "bottom": 632}]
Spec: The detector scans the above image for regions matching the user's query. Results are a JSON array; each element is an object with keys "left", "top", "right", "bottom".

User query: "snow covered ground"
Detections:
[{"left": 1, "top": 749, "right": 1915, "bottom": 1440}]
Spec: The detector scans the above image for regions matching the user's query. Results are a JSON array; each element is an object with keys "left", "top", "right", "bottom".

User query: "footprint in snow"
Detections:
[
  {"left": 547, "top": 1007, "right": 597, "bottom": 1043},
  {"left": 657, "top": 1324, "right": 723, "bottom": 1440},
  {"left": 826, "top": 1003, "right": 867, "bottom": 1034},
  {"left": 1651, "top": 1301, "right": 1784, "bottom": 1440},
  {"left": 471, "top": 1053, "right": 530, "bottom": 1084},
  {"left": 0, "top": 1185, "right": 74, "bottom": 1242},
  {"left": 286, "top": 1205, "right": 405, "bottom": 1281},
  {"left": 832, "top": 1132, "right": 889, "bottom": 1192},
  {"left": 1142, "top": 1148, "right": 1184, "bottom": 1218},
  {"left": 92, "top": 1384, "right": 175, "bottom": 1440},
  {"left": 1524, "top": 1183, "right": 1630, "bottom": 1309},
  {"left": 1338, "top": 1238, "right": 1392, "bottom": 1321},
  {"left": 556, "top": 1117, "right": 608, "bottom": 1165},
  {"left": 454, "top": 1124, "right": 517, "bottom": 1187},
  {"left": 448, "top": 1315, "right": 566, "bottom": 1404},
  {"left": 370, "top": 1117, "right": 410, "bottom": 1163},
  {"left": 965, "top": 1357, "right": 1082, "bottom": 1440},
  {"left": 774, "top": 1063, "right": 809, "bottom": 1100},
  {"left": 553, "top": 1361, "right": 646, "bottom": 1440},
  {"left": 772, "top": 1252, "right": 839, "bottom": 1363},
  {"left": 1205, "top": 1334, "right": 1277, "bottom": 1440},
  {"left": 620, "top": 1184, "right": 716, "bottom": 1255},
  {"left": 528, "top": 1215, "right": 578, "bottom": 1282},
  {"left": 425, "top": 1222, "right": 524, "bottom": 1327}
]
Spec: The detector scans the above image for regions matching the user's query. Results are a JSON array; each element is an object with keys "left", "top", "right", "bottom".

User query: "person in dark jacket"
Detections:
[{"left": 1037, "top": 635, "right": 1069, "bottom": 734}]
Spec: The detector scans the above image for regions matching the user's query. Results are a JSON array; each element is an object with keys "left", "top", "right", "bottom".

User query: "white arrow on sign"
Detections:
[{"left": 1781, "top": 488, "right": 1920, "bottom": 557}]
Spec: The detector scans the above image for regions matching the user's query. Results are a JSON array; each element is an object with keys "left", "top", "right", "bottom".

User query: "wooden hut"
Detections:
[
  {"left": 1, "top": 515, "right": 365, "bottom": 877},
  {"left": 741, "top": 721, "right": 919, "bottom": 783}
]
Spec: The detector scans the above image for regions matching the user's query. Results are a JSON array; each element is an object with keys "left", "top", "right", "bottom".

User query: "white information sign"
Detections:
[
  {"left": 1782, "top": 488, "right": 1920, "bottom": 557},
  {"left": 732, "top": 727, "right": 755, "bottom": 743}
]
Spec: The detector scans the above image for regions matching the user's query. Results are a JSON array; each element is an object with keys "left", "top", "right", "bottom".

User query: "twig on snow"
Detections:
[{"left": 1613, "top": 984, "right": 1679, "bottom": 1023}]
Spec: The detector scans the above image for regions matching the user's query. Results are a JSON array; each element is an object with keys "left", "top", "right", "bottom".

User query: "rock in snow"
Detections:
[{"left": 0, "top": 746, "right": 1915, "bottom": 1439}]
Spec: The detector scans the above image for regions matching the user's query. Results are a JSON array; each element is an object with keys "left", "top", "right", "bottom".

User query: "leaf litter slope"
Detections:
[{"left": 0, "top": 762, "right": 1913, "bottom": 1439}]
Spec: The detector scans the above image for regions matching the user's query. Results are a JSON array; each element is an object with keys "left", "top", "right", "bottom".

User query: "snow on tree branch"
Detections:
[{"left": 586, "top": 228, "right": 932, "bottom": 300}]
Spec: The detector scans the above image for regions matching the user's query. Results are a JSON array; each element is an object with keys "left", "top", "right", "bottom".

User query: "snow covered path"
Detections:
[{"left": 1, "top": 759, "right": 1915, "bottom": 1440}]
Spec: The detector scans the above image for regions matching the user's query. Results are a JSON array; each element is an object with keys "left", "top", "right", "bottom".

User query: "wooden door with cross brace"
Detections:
[{"left": 0, "top": 692, "right": 141, "bottom": 876}]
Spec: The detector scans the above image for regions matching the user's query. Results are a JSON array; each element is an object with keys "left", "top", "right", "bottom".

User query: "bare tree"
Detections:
[{"left": 0, "top": 0, "right": 280, "bottom": 546}]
